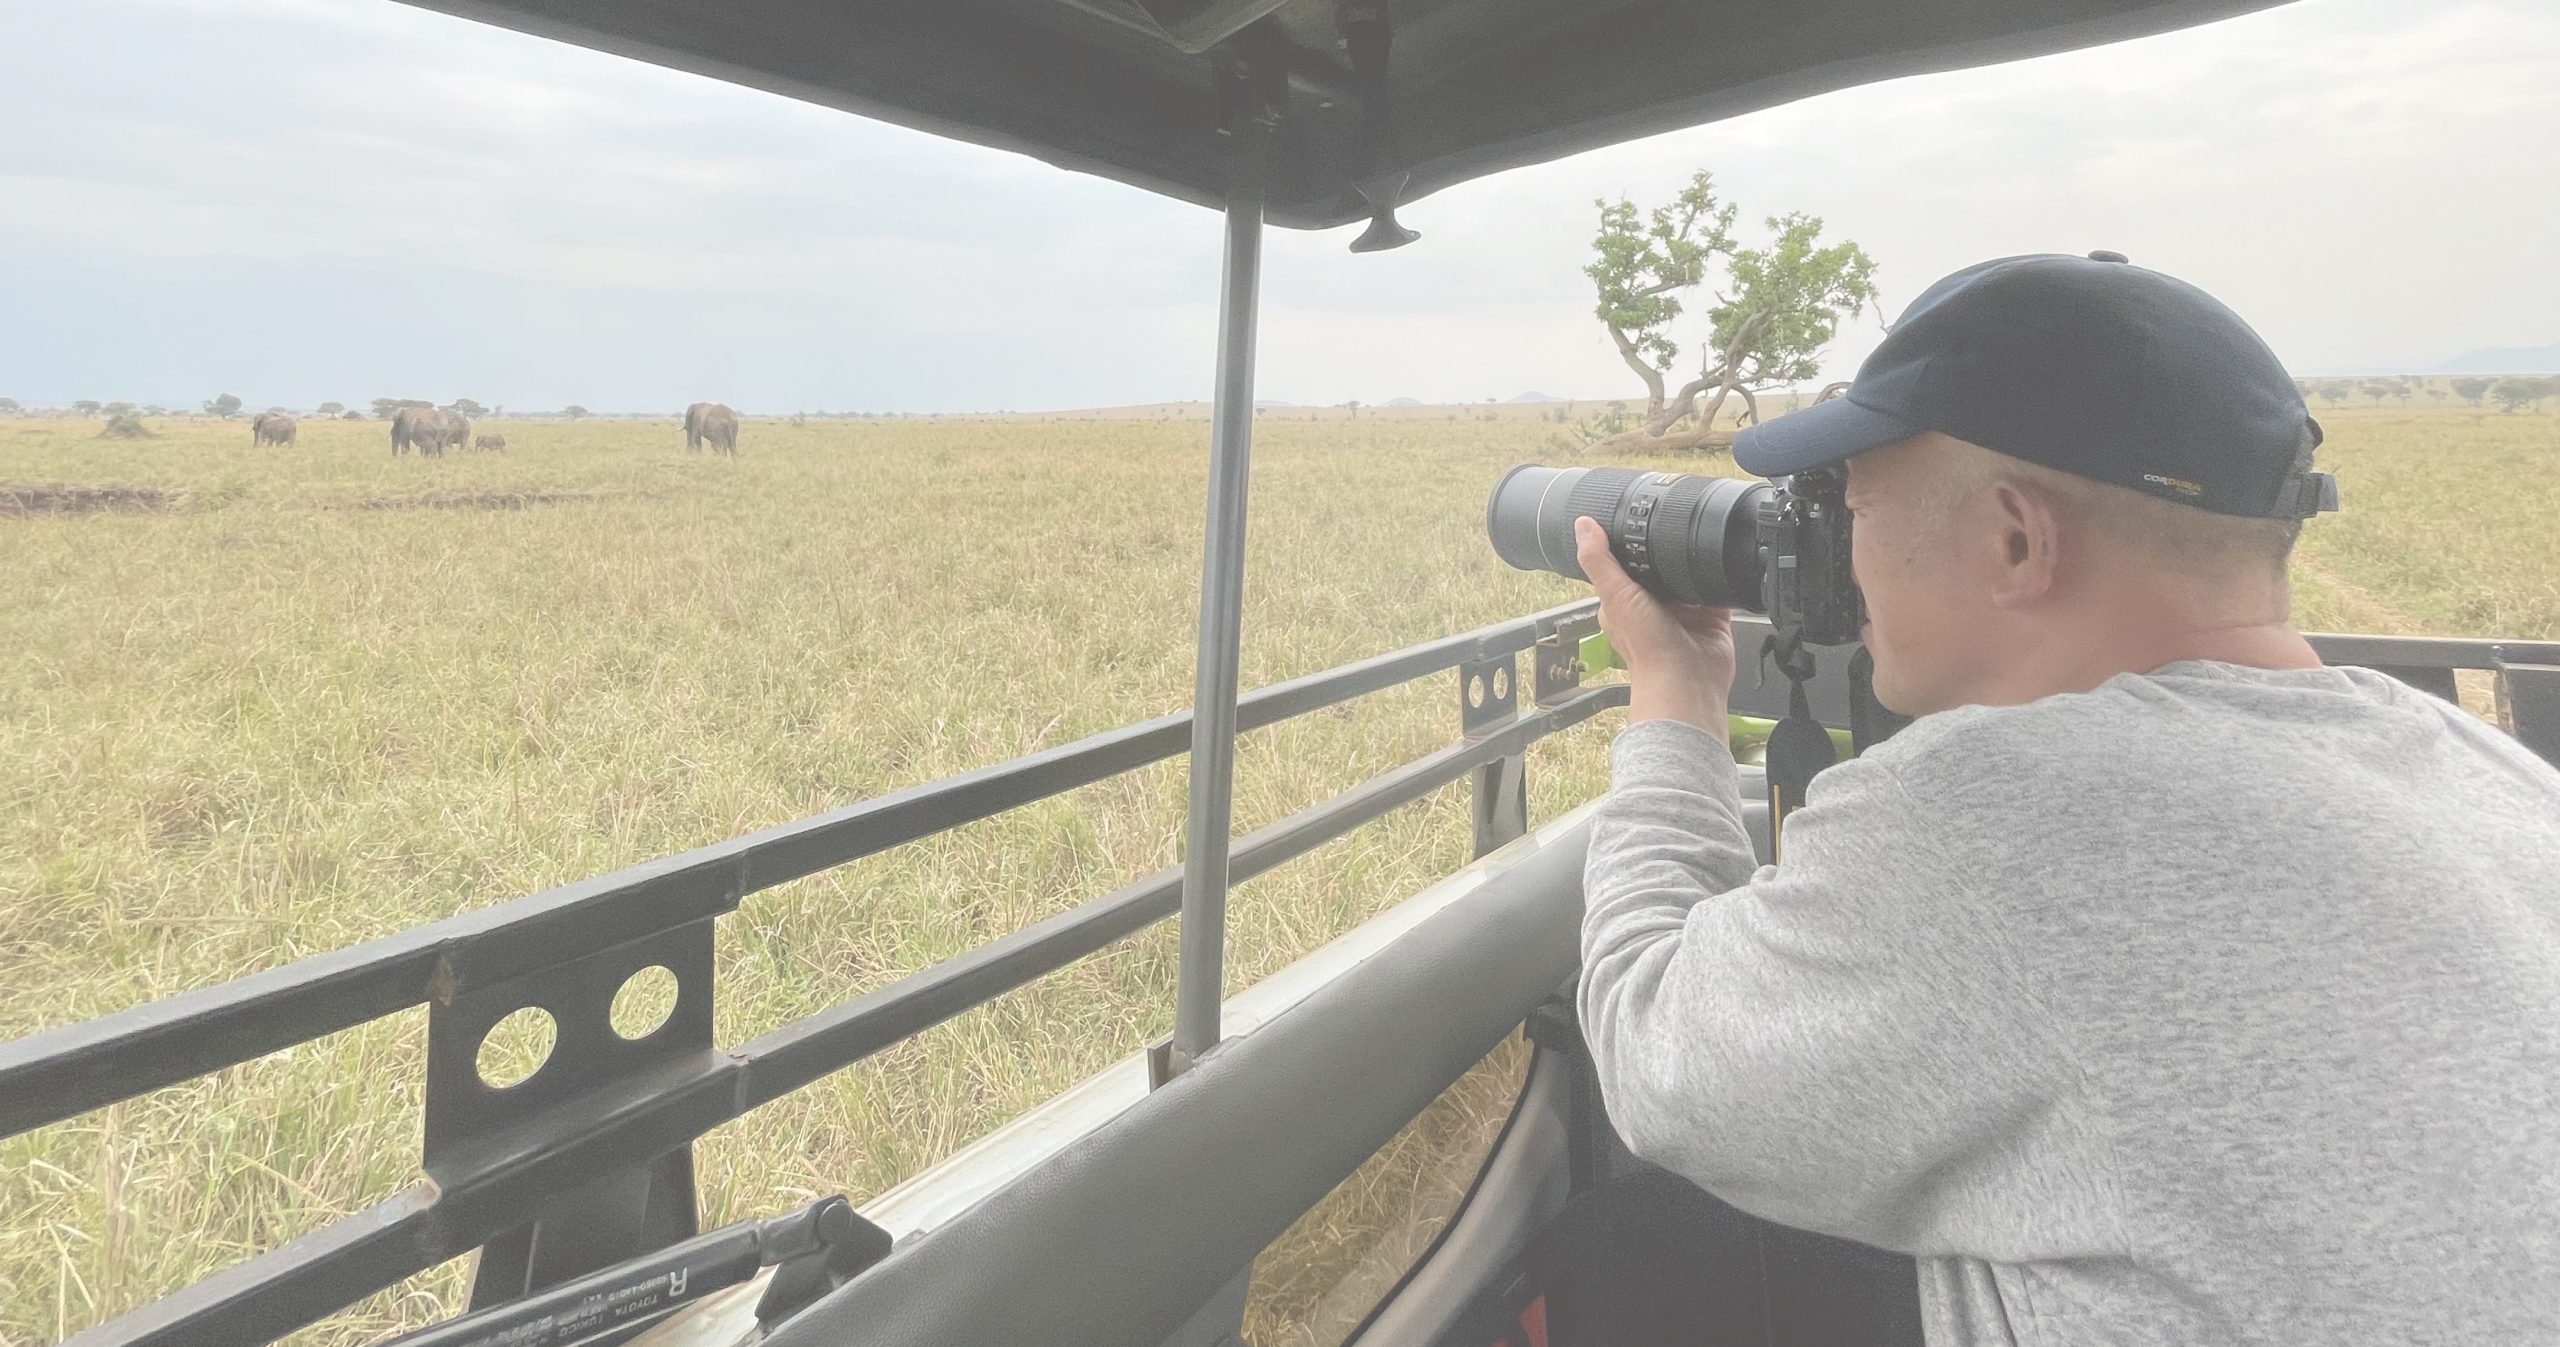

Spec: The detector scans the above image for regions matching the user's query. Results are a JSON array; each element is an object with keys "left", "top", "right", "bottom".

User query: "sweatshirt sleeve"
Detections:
[{"left": 1578, "top": 718, "right": 2074, "bottom": 1251}]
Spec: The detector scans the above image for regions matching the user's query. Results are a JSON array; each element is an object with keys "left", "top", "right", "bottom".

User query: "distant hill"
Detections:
[
  {"left": 2439, "top": 343, "right": 2560, "bottom": 374},
  {"left": 1505, "top": 391, "right": 1562, "bottom": 403},
  {"left": 1387, "top": 396, "right": 1423, "bottom": 407},
  {"left": 1253, "top": 399, "right": 1296, "bottom": 408}
]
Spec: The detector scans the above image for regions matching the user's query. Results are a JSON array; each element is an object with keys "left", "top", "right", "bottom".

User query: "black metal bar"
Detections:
[
  {"left": 741, "top": 683, "right": 1623, "bottom": 1108},
  {"left": 61, "top": 1185, "right": 443, "bottom": 1347},
  {"left": 59, "top": 685, "right": 1623, "bottom": 1347},
  {"left": 2305, "top": 632, "right": 2560, "bottom": 670},
  {"left": 1471, "top": 757, "right": 1528, "bottom": 858},
  {"left": 2494, "top": 659, "right": 2560, "bottom": 769},
  {"left": 0, "top": 598, "right": 1595, "bottom": 1141},
  {"left": 1172, "top": 62, "right": 1277, "bottom": 1073},
  {"left": 1461, "top": 654, "right": 1528, "bottom": 857}
]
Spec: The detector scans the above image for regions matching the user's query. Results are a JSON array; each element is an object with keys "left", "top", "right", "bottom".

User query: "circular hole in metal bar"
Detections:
[
  {"left": 1492, "top": 666, "right": 1511, "bottom": 701},
  {"left": 1467, "top": 674, "right": 1485, "bottom": 709},
  {"left": 610, "top": 965, "right": 681, "bottom": 1041},
  {"left": 477, "top": 1006, "right": 556, "bottom": 1090}
]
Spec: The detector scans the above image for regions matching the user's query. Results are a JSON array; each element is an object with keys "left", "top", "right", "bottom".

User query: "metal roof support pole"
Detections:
[{"left": 1168, "top": 61, "right": 1282, "bottom": 1080}]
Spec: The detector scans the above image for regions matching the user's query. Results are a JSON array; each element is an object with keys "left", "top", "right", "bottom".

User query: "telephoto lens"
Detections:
[{"left": 1486, "top": 465, "right": 1772, "bottom": 608}]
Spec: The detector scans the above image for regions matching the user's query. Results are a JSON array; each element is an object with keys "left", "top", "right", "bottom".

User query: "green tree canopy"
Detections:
[
  {"left": 2451, "top": 377, "right": 2493, "bottom": 407},
  {"left": 204, "top": 393, "right": 243, "bottom": 418},
  {"left": 1585, "top": 171, "right": 1877, "bottom": 451},
  {"left": 317, "top": 401, "right": 346, "bottom": 417},
  {"left": 445, "top": 398, "right": 488, "bottom": 418},
  {"left": 2490, "top": 376, "right": 2554, "bottom": 413},
  {"left": 72, "top": 400, "right": 102, "bottom": 416}
]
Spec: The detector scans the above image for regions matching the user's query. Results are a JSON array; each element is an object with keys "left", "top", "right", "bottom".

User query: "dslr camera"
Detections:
[{"left": 1487, "top": 464, "right": 1863, "bottom": 646}]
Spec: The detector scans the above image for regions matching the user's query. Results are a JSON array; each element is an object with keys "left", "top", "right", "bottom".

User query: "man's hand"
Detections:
[{"left": 1575, "top": 516, "right": 1737, "bottom": 737}]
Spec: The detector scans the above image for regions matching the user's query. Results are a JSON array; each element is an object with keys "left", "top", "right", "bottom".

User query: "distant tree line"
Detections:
[{"left": 2294, "top": 374, "right": 2558, "bottom": 413}]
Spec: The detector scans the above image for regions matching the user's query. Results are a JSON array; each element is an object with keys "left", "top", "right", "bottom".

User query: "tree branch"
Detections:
[
  {"left": 1606, "top": 323, "right": 1669, "bottom": 419},
  {"left": 1647, "top": 374, "right": 1718, "bottom": 435},
  {"left": 1590, "top": 420, "right": 1738, "bottom": 455}
]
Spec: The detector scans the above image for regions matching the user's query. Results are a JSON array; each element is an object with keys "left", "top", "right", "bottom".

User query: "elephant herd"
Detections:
[
  {"left": 390, "top": 406, "right": 477, "bottom": 457},
  {"left": 244, "top": 404, "right": 744, "bottom": 456}
]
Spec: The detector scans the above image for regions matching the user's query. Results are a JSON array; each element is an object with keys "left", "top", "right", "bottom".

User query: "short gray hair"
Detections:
[{"left": 1913, "top": 437, "right": 2309, "bottom": 577}]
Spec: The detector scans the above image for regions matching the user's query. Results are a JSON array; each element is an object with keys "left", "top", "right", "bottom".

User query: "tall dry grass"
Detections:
[{"left": 0, "top": 401, "right": 2551, "bottom": 1345}]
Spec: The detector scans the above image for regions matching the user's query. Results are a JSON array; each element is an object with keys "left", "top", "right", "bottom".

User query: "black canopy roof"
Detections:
[{"left": 399, "top": 0, "right": 2287, "bottom": 232}]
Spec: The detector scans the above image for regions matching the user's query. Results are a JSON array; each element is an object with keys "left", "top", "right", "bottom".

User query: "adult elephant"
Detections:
[
  {"left": 684, "top": 401, "right": 740, "bottom": 455},
  {"left": 390, "top": 405, "right": 425, "bottom": 456},
  {"left": 251, "top": 412, "right": 297, "bottom": 447},
  {"left": 391, "top": 405, "right": 465, "bottom": 457}
]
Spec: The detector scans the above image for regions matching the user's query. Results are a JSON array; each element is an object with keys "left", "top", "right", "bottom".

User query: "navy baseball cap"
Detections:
[{"left": 1734, "top": 252, "right": 2338, "bottom": 520}]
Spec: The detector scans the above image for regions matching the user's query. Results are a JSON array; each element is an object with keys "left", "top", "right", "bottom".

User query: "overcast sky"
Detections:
[{"left": 2, "top": 0, "right": 2554, "bottom": 414}]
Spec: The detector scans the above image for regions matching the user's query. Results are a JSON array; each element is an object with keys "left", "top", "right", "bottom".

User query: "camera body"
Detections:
[
  {"left": 1486, "top": 463, "right": 1864, "bottom": 646},
  {"left": 1747, "top": 466, "right": 1863, "bottom": 647}
]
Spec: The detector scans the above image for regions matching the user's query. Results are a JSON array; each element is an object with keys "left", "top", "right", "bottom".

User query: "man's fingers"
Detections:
[{"left": 1574, "top": 517, "right": 1633, "bottom": 595}]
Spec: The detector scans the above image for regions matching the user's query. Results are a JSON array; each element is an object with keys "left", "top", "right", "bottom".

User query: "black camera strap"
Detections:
[{"left": 1758, "top": 627, "right": 1836, "bottom": 864}]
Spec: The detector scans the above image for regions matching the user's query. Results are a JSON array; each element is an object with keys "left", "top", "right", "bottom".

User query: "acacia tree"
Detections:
[
  {"left": 2451, "top": 377, "right": 2492, "bottom": 408},
  {"left": 205, "top": 393, "right": 243, "bottom": 418},
  {"left": 1585, "top": 172, "right": 1877, "bottom": 453},
  {"left": 73, "top": 400, "right": 102, "bottom": 417},
  {"left": 317, "top": 401, "right": 346, "bottom": 417},
  {"left": 2491, "top": 376, "right": 2554, "bottom": 413}
]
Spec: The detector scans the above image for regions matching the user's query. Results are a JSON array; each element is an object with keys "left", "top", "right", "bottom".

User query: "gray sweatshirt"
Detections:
[{"left": 1581, "top": 659, "right": 2560, "bottom": 1345}]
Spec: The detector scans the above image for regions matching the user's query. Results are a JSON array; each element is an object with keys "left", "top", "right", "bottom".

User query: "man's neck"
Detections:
[{"left": 1977, "top": 595, "right": 2322, "bottom": 706}]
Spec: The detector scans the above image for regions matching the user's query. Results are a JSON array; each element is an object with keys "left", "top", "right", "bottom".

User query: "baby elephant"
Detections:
[{"left": 472, "top": 434, "right": 507, "bottom": 453}]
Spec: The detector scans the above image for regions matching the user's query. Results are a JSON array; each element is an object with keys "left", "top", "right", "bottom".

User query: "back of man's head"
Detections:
[{"left": 1738, "top": 252, "right": 2336, "bottom": 713}]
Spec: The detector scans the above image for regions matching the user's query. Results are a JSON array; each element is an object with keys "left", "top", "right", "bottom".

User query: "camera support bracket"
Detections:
[{"left": 1534, "top": 617, "right": 1597, "bottom": 705}]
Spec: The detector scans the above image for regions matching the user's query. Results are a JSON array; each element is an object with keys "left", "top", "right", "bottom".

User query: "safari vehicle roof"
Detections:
[{"left": 397, "top": 0, "right": 2289, "bottom": 231}]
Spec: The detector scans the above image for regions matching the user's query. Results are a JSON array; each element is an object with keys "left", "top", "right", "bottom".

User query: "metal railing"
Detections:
[
  {"left": 1, "top": 599, "right": 1622, "bottom": 1347},
  {"left": 8, "top": 608, "right": 2558, "bottom": 1347}
]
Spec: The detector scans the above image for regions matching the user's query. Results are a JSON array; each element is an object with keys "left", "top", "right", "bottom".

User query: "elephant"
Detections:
[
  {"left": 684, "top": 401, "right": 740, "bottom": 455},
  {"left": 391, "top": 406, "right": 468, "bottom": 457}
]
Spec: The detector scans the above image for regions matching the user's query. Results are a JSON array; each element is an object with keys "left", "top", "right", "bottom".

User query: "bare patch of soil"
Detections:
[
  {"left": 0, "top": 484, "right": 179, "bottom": 516},
  {"left": 347, "top": 489, "right": 619, "bottom": 512}
]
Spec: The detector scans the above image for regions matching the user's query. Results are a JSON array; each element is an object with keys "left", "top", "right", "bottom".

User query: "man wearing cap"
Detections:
[{"left": 1574, "top": 252, "right": 2560, "bottom": 1343}]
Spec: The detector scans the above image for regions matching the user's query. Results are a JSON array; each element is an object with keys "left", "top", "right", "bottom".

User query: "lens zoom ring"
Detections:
[
  {"left": 1647, "top": 475, "right": 1714, "bottom": 604},
  {"left": 1561, "top": 470, "right": 1639, "bottom": 577}
]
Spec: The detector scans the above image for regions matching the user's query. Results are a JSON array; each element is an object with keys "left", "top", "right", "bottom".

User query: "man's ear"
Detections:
[{"left": 1984, "top": 480, "right": 2061, "bottom": 608}]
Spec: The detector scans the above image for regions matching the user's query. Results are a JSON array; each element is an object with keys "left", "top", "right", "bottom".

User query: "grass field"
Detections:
[{"left": 2, "top": 402, "right": 2555, "bottom": 1345}]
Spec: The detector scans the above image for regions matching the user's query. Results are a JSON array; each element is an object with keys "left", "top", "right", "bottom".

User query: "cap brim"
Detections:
[{"left": 1732, "top": 395, "right": 1923, "bottom": 478}]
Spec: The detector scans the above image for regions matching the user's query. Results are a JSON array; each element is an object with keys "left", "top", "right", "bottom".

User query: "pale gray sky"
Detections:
[{"left": 2, "top": 0, "right": 2553, "bottom": 413}]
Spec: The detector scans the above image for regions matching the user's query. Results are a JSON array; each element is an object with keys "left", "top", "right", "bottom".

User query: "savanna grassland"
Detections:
[{"left": 2, "top": 402, "right": 2555, "bottom": 1346}]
